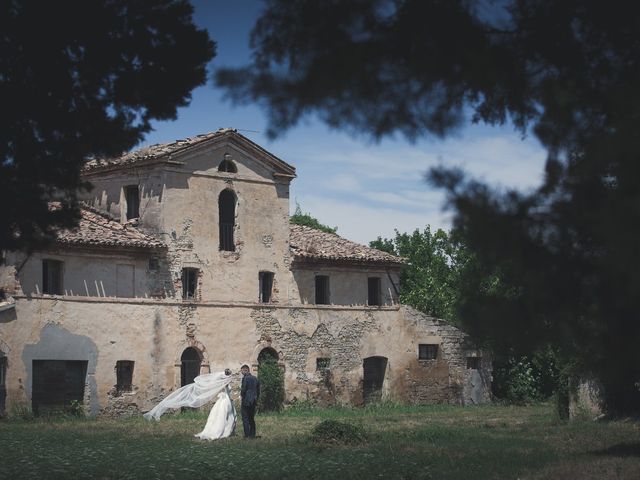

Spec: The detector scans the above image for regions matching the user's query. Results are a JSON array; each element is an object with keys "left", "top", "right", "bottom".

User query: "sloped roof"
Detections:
[
  {"left": 289, "top": 224, "right": 405, "bottom": 267},
  {"left": 82, "top": 128, "right": 296, "bottom": 176},
  {"left": 54, "top": 205, "right": 165, "bottom": 250}
]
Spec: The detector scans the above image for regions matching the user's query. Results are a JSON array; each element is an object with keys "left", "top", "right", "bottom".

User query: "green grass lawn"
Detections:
[{"left": 1, "top": 403, "right": 638, "bottom": 479}]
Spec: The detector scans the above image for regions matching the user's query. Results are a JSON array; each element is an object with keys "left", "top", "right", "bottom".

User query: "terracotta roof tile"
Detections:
[
  {"left": 82, "top": 128, "right": 295, "bottom": 175},
  {"left": 289, "top": 224, "right": 404, "bottom": 266},
  {"left": 54, "top": 205, "right": 165, "bottom": 250}
]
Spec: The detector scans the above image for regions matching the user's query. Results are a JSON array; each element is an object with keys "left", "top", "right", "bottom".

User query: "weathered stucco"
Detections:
[
  {"left": 0, "top": 130, "right": 491, "bottom": 416},
  {"left": 0, "top": 295, "right": 489, "bottom": 414}
]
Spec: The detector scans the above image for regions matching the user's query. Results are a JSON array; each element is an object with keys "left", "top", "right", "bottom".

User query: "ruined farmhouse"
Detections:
[{"left": 0, "top": 129, "right": 490, "bottom": 416}]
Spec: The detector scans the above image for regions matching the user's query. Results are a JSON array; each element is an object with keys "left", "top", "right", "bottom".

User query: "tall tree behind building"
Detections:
[
  {"left": 217, "top": 0, "right": 640, "bottom": 414},
  {"left": 370, "top": 227, "right": 467, "bottom": 323},
  {"left": 1, "top": 0, "right": 214, "bottom": 252}
]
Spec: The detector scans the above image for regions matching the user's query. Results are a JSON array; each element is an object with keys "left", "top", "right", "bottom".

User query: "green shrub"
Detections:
[
  {"left": 287, "top": 398, "right": 317, "bottom": 412},
  {"left": 9, "top": 403, "right": 34, "bottom": 421},
  {"left": 493, "top": 349, "right": 562, "bottom": 404},
  {"left": 257, "top": 357, "right": 284, "bottom": 412},
  {"left": 310, "top": 419, "right": 367, "bottom": 445},
  {"left": 69, "top": 400, "right": 85, "bottom": 417},
  {"left": 493, "top": 357, "right": 539, "bottom": 404}
]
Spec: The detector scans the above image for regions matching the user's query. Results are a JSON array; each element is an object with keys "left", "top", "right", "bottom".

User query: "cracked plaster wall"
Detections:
[{"left": 0, "top": 299, "right": 490, "bottom": 415}]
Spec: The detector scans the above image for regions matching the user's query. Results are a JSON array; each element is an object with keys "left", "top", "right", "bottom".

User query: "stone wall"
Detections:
[{"left": 0, "top": 296, "right": 490, "bottom": 416}]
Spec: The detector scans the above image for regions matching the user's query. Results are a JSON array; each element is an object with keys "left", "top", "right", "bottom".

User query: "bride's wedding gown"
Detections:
[
  {"left": 144, "top": 371, "right": 236, "bottom": 439},
  {"left": 194, "top": 385, "right": 236, "bottom": 440}
]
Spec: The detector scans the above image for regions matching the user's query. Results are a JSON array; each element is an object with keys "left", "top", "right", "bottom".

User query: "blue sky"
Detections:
[{"left": 141, "top": 0, "right": 547, "bottom": 244}]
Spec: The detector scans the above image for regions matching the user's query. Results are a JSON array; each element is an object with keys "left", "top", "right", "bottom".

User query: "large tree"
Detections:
[
  {"left": 1, "top": 0, "right": 214, "bottom": 251},
  {"left": 217, "top": 0, "right": 640, "bottom": 413},
  {"left": 370, "top": 227, "right": 467, "bottom": 322}
]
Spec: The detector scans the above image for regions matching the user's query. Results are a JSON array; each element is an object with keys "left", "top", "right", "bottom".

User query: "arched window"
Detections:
[
  {"left": 219, "top": 189, "right": 236, "bottom": 251},
  {"left": 218, "top": 158, "right": 237, "bottom": 173}
]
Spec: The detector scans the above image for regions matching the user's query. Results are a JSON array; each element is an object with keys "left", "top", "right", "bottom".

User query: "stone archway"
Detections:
[
  {"left": 258, "top": 347, "right": 278, "bottom": 365},
  {"left": 180, "top": 347, "right": 202, "bottom": 387},
  {"left": 363, "top": 356, "right": 388, "bottom": 405}
]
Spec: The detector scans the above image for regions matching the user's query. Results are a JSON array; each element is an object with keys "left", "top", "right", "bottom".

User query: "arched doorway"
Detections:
[
  {"left": 180, "top": 347, "right": 201, "bottom": 386},
  {"left": 363, "top": 356, "right": 388, "bottom": 405},
  {"left": 257, "top": 347, "right": 284, "bottom": 411}
]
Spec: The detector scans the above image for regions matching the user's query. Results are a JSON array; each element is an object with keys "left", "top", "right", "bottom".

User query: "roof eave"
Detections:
[{"left": 291, "top": 256, "right": 404, "bottom": 270}]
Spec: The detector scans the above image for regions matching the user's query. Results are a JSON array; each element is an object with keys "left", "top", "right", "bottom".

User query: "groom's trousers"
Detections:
[{"left": 241, "top": 403, "right": 256, "bottom": 437}]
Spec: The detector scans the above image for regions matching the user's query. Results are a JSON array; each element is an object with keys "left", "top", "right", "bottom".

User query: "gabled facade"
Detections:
[{"left": 0, "top": 129, "right": 491, "bottom": 416}]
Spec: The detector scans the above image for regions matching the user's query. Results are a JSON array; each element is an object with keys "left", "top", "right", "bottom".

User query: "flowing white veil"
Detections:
[{"left": 143, "top": 371, "right": 232, "bottom": 421}]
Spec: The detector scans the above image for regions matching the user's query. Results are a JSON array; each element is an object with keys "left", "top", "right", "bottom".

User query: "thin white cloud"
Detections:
[
  {"left": 324, "top": 173, "right": 362, "bottom": 192},
  {"left": 359, "top": 189, "right": 443, "bottom": 210},
  {"left": 293, "top": 131, "right": 546, "bottom": 190},
  {"left": 292, "top": 194, "right": 451, "bottom": 244}
]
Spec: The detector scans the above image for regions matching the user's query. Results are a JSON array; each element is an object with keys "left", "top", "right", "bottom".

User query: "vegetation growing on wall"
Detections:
[
  {"left": 290, "top": 203, "right": 337, "bottom": 234},
  {"left": 257, "top": 351, "right": 284, "bottom": 412}
]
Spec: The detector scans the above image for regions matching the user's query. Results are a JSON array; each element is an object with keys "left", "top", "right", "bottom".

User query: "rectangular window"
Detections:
[
  {"left": 116, "top": 360, "right": 134, "bottom": 395},
  {"left": 124, "top": 185, "right": 140, "bottom": 220},
  {"left": 42, "top": 259, "right": 63, "bottom": 295},
  {"left": 148, "top": 258, "right": 159, "bottom": 271},
  {"left": 315, "top": 275, "right": 330, "bottom": 304},
  {"left": 368, "top": 277, "right": 381, "bottom": 306},
  {"left": 418, "top": 344, "right": 438, "bottom": 360},
  {"left": 182, "top": 268, "right": 198, "bottom": 300},
  {"left": 259, "top": 271, "right": 274, "bottom": 303},
  {"left": 467, "top": 357, "right": 481, "bottom": 370},
  {"left": 316, "top": 358, "right": 331, "bottom": 372}
]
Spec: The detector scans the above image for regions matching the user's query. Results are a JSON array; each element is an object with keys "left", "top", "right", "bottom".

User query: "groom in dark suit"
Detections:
[{"left": 240, "top": 364, "right": 260, "bottom": 438}]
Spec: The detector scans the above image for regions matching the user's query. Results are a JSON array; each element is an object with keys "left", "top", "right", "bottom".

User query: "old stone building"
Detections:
[{"left": 0, "top": 129, "right": 490, "bottom": 416}]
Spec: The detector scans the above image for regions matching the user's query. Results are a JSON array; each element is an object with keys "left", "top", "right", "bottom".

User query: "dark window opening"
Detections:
[
  {"left": 368, "top": 277, "right": 382, "bottom": 306},
  {"left": 363, "top": 356, "right": 387, "bottom": 405},
  {"left": 32, "top": 360, "right": 87, "bottom": 414},
  {"left": 181, "top": 348, "right": 201, "bottom": 386},
  {"left": 182, "top": 268, "right": 198, "bottom": 300},
  {"left": 316, "top": 358, "right": 330, "bottom": 372},
  {"left": 467, "top": 357, "right": 481, "bottom": 370},
  {"left": 42, "top": 259, "right": 63, "bottom": 295},
  {"left": 315, "top": 275, "right": 330, "bottom": 304},
  {"left": 148, "top": 258, "right": 159, "bottom": 271},
  {"left": 116, "top": 360, "right": 134, "bottom": 395},
  {"left": 218, "top": 159, "right": 237, "bottom": 173},
  {"left": 219, "top": 189, "right": 236, "bottom": 251},
  {"left": 124, "top": 185, "right": 140, "bottom": 220},
  {"left": 418, "top": 344, "right": 438, "bottom": 360},
  {"left": 259, "top": 271, "right": 274, "bottom": 303}
]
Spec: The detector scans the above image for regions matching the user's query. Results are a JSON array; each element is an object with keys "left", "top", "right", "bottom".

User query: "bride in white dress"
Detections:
[
  {"left": 194, "top": 384, "right": 236, "bottom": 440},
  {"left": 143, "top": 370, "right": 237, "bottom": 440}
]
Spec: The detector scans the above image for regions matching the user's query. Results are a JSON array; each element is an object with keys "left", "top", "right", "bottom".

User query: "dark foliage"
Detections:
[
  {"left": 257, "top": 351, "right": 284, "bottom": 412},
  {"left": 310, "top": 419, "right": 367, "bottom": 445},
  {"left": 1, "top": 0, "right": 214, "bottom": 252},
  {"left": 217, "top": 0, "right": 640, "bottom": 415},
  {"left": 492, "top": 348, "right": 562, "bottom": 404}
]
